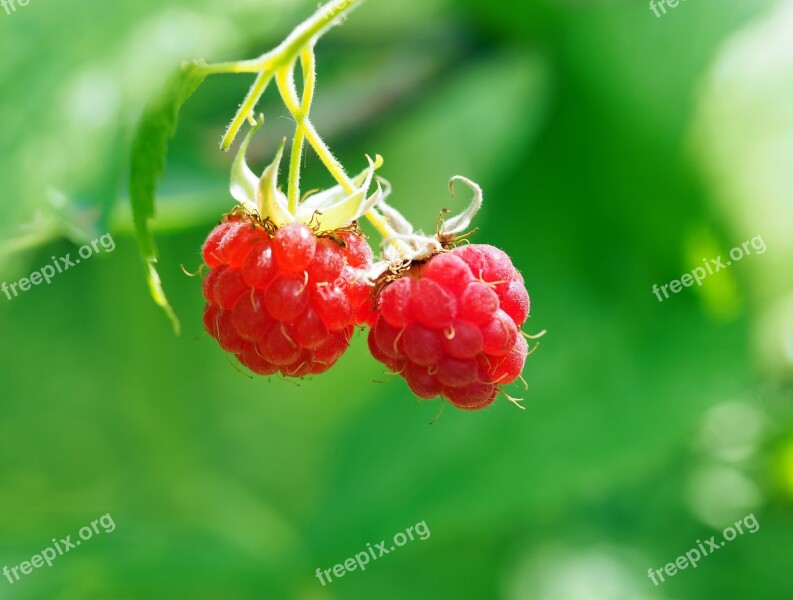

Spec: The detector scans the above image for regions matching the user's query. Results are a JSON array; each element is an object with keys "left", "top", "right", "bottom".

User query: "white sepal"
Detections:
[
  {"left": 296, "top": 155, "right": 378, "bottom": 231},
  {"left": 381, "top": 233, "right": 443, "bottom": 264},
  {"left": 374, "top": 178, "right": 413, "bottom": 236},
  {"left": 229, "top": 116, "right": 264, "bottom": 214},
  {"left": 439, "top": 175, "right": 483, "bottom": 237},
  {"left": 297, "top": 156, "right": 383, "bottom": 218},
  {"left": 257, "top": 138, "right": 296, "bottom": 226},
  {"left": 360, "top": 259, "right": 392, "bottom": 286},
  {"left": 372, "top": 175, "right": 485, "bottom": 266}
]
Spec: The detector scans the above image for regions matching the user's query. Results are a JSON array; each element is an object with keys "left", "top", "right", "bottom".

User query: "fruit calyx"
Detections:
[
  {"left": 372, "top": 175, "right": 484, "bottom": 274},
  {"left": 230, "top": 117, "right": 384, "bottom": 234}
]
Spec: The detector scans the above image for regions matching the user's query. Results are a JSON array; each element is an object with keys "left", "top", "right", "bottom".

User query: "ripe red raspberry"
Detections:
[
  {"left": 368, "top": 245, "right": 530, "bottom": 410},
  {"left": 201, "top": 216, "right": 374, "bottom": 377}
]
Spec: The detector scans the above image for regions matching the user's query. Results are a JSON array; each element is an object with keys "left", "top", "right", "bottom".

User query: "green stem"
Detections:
[
  {"left": 213, "top": 0, "right": 365, "bottom": 150},
  {"left": 275, "top": 62, "right": 404, "bottom": 243},
  {"left": 267, "top": 0, "right": 364, "bottom": 70},
  {"left": 287, "top": 48, "right": 317, "bottom": 214},
  {"left": 205, "top": 0, "right": 404, "bottom": 246},
  {"left": 275, "top": 66, "right": 355, "bottom": 194},
  {"left": 197, "top": 61, "right": 262, "bottom": 75},
  {"left": 221, "top": 70, "right": 274, "bottom": 150}
]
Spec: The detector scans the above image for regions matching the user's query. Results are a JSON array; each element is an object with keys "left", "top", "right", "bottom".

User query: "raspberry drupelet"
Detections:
[
  {"left": 369, "top": 244, "right": 530, "bottom": 410},
  {"left": 202, "top": 216, "right": 374, "bottom": 377}
]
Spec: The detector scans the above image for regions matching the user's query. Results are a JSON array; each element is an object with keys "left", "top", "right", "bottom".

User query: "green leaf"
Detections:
[{"left": 129, "top": 60, "right": 207, "bottom": 335}]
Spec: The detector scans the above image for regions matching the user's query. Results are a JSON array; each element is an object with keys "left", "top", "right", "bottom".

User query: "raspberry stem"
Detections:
[
  {"left": 275, "top": 66, "right": 355, "bottom": 193},
  {"left": 286, "top": 48, "right": 317, "bottom": 214},
  {"left": 221, "top": 70, "right": 274, "bottom": 150},
  {"left": 201, "top": 0, "right": 411, "bottom": 251},
  {"left": 274, "top": 62, "right": 406, "bottom": 245},
  {"left": 201, "top": 0, "right": 365, "bottom": 150}
]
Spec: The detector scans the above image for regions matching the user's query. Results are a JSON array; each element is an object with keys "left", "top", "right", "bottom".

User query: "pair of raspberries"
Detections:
[{"left": 202, "top": 216, "right": 530, "bottom": 411}]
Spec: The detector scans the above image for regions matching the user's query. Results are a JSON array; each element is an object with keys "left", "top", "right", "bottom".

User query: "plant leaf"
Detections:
[{"left": 129, "top": 60, "right": 207, "bottom": 335}]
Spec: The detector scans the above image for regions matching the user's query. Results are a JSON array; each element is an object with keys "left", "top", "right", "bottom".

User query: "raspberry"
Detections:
[
  {"left": 307, "top": 239, "right": 344, "bottom": 282},
  {"left": 335, "top": 230, "right": 374, "bottom": 269},
  {"left": 411, "top": 279, "right": 456, "bottom": 330},
  {"left": 402, "top": 323, "right": 443, "bottom": 366},
  {"left": 202, "top": 216, "right": 374, "bottom": 377},
  {"left": 272, "top": 223, "right": 316, "bottom": 272},
  {"left": 378, "top": 277, "right": 413, "bottom": 327},
  {"left": 347, "top": 278, "right": 378, "bottom": 326},
  {"left": 368, "top": 244, "right": 530, "bottom": 410}
]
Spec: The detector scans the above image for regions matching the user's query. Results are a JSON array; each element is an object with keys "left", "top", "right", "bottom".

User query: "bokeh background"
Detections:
[{"left": 2, "top": 0, "right": 793, "bottom": 598}]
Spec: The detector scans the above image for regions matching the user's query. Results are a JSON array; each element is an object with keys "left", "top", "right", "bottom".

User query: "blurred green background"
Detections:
[{"left": 2, "top": 0, "right": 793, "bottom": 598}]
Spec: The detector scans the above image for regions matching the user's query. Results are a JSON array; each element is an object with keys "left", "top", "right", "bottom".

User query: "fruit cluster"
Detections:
[
  {"left": 189, "top": 0, "right": 539, "bottom": 413},
  {"left": 369, "top": 246, "right": 529, "bottom": 410},
  {"left": 202, "top": 217, "right": 374, "bottom": 377},
  {"left": 201, "top": 213, "right": 534, "bottom": 411}
]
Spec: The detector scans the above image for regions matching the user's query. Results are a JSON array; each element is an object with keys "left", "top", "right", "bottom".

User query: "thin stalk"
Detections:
[
  {"left": 221, "top": 70, "right": 274, "bottom": 150},
  {"left": 214, "top": 0, "right": 365, "bottom": 150},
  {"left": 287, "top": 48, "right": 317, "bottom": 214},
  {"left": 208, "top": 0, "right": 405, "bottom": 247},
  {"left": 266, "top": 0, "right": 364, "bottom": 70},
  {"left": 275, "top": 62, "right": 404, "bottom": 244},
  {"left": 197, "top": 61, "right": 265, "bottom": 75},
  {"left": 275, "top": 66, "right": 355, "bottom": 194}
]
